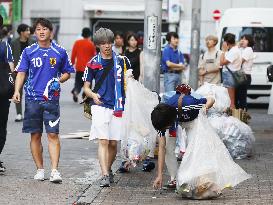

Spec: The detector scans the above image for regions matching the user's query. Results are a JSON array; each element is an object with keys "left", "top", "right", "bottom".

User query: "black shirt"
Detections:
[
  {"left": 125, "top": 48, "right": 141, "bottom": 80},
  {"left": 20, "top": 41, "right": 29, "bottom": 54}
]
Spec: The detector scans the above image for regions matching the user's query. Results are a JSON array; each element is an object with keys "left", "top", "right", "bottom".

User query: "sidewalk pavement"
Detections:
[{"left": 75, "top": 109, "right": 273, "bottom": 205}]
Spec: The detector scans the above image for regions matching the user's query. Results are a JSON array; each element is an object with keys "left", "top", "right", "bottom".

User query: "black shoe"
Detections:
[
  {"left": 0, "top": 161, "right": 6, "bottom": 173},
  {"left": 118, "top": 161, "right": 130, "bottom": 173},
  {"left": 142, "top": 159, "right": 155, "bottom": 172},
  {"left": 71, "top": 91, "right": 78, "bottom": 103},
  {"left": 100, "top": 175, "right": 110, "bottom": 187},
  {"left": 109, "top": 170, "right": 114, "bottom": 183}
]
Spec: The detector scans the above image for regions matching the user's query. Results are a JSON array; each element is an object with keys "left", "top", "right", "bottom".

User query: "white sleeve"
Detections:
[
  {"left": 242, "top": 47, "right": 253, "bottom": 61},
  {"left": 225, "top": 49, "right": 236, "bottom": 63}
]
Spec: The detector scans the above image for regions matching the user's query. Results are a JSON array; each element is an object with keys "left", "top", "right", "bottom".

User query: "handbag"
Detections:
[
  {"left": 0, "top": 41, "right": 14, "bottom": 99},
  {"left": 226, "top": 66, "right": 248, "bottom": 87},
  {"left": 82, "top": 59, "right": 114, "bottom": 120}
]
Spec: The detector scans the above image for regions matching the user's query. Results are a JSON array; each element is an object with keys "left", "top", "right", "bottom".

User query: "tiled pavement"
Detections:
[{"left": 75, "top": 109, "right": 273, "bottom": 205}]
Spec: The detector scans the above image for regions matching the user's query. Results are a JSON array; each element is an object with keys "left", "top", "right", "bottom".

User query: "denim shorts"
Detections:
[
  {"left": 222, "top": 70, "right": 236, "bottom": 88},
  {"left": 23, "top": 100, "right": 60, "bottom": 134}
]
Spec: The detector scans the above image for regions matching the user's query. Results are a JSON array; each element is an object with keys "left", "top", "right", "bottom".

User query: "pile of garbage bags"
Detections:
[
  {"left": 208, "top": 114, "right": 255, "bottom": 159},
  {"left": 122, "top": 78, "right": 159, "bottom": 163},
  {"left": 196, "top": 83, "right": 255, "bottom": 159},
  {"left": 176, "top": 112, "right": 251, "bottom": 199}
]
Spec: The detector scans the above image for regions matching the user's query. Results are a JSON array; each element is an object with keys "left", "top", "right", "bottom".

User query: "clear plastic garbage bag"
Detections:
[
  {"left": 177, "top": 111, "right": 251, "bottom": 199},
  {"left": 208, "top": 114, "right": 255, "bottom": 159},
  {"left": 196, "top": 83, "right": 231, "bottom": 113},
  {"left": 121, "top": 78, "right": 159, "bottom": 162}
]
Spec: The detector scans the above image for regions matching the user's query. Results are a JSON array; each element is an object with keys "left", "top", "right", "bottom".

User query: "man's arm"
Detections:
[
  {"left": 59, "top": 73, "right": 70, "bottom": 83},
  {"left": 13, "top": 72, "right": 26, "bottom": 102},
  {"left": 153, "top": 136, "right": 166, "bottom": 189},
  {"left": 204, "top": 96, "right": 215, "bottom": 112},
  {"left": 166, "top": 61, "right": 185, "bottom": 71},
  {"left": 83, "top": 81, "right": 102, "bottom": 105}
]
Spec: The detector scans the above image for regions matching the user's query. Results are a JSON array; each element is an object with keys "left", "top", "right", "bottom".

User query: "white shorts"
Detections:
[{"left": 89, "top": 105, "right": 124, "bottom": 141}]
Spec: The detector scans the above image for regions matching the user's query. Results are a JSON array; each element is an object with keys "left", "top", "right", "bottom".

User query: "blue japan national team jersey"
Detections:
[
  {"left": 15, "top": 42, "right": 75, "bottom": 101},
  {"left": 166, "top": 93, "right": 207, "bottom": 122}
]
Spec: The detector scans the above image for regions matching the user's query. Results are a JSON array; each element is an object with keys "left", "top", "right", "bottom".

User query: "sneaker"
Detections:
[
  {"left": 118, "top": 161, "right": 130, "bottom": 173},
  {"left": 109, "top": 170, "right": 114, "bottom": 183},
  {"left": 163, "top": 180, "right": 177, "bottom": 190},
  {"left": 0, "top": 161, "right": 6, "bottom": 173},
  {"left": 71, "top": 91, "right": 78, "bottom": 103},
  {"left": 15, "top": 114, "right": 23, "bottom": 122},
  {"left": 100, "top": 175, "right": 110, "bottom": 187},
  {"left": 142, "top": 159, "right": 155, "bottom": 172},
  {"left": 34, "top": 169, "right": 45, "bottom": 181},
  {"left": 49, "top": 169, "right": 62, "bottom": 183}
]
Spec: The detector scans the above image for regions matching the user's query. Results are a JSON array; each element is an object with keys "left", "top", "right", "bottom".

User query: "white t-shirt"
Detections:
[
  {"left": 241, "top": 47, "right": 254, "bottom": 75},
  {"left": 224, "top": 46, "right": 242, "bottom": 72}
]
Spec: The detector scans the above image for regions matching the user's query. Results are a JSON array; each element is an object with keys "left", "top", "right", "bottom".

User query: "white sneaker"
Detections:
[
  {"left": 15, "top": 114, "right": 23, "bottom": 122},
  {"left": 34, "top": 169, "right": 45, "bottom": 181},
  {"left": 50, "top": 169, "right": 62, "bottom": 183}
]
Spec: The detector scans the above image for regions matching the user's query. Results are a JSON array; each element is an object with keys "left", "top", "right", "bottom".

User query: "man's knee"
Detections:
[
  {"left": 31, "top": 133, "right": 42, "bottom": 142},
  {"left": 99, "top": 139, "right": 109, "bottom": 147},
  {"left": 47, "top": 133, "right": 60, "bottom": 144},
  {"left": 108, "top": 140, "right": 117, "bottom": 148}
]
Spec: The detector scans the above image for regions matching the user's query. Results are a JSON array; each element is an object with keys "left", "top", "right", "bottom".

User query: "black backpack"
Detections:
[{"left": 267, "top": 65, "right": 273, "bottom": 82}]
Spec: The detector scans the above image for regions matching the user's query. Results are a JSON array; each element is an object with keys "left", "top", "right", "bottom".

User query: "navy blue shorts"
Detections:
[{"left": 23, "top": 100, "right": 60, "bottom": 134}]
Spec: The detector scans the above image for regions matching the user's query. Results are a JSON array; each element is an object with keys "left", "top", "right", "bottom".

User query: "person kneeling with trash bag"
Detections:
[{"left": 151, "top": 84, "right": 251, "bottom": 199}]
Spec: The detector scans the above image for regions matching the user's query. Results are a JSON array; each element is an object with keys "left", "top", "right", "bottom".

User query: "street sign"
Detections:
[
  {"left": 168, "top": 0, "right": 180, "bottom": 23},
  {"left": 147, "top": 15, "right": 158, "bottom": 50},
  {"left": 213, "top": 9, "right": 221, "bottom": 21}
]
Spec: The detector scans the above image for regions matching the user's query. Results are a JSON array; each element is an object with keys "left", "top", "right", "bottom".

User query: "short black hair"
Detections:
[
  {"left": 151, "top": 103, "right": 177, "bottom": 133},
  {"left": 223, "top": 33, "right": 235, "bottom": 45},
  {"left": 81, "top": 27, "right": 91, "bottom": 38},
  {"left": 17, "top": 24, "right": 29, "bottom": 35},
  {"left": 33, "top": 18, "right": 53, "bottom": 31},
  {"left": 240, "top": 34, "right": 254, "bottom": 48},
  {"left": 166, "top": 32, "right": 179, "bottom": 42},
  {"left": 114, "top": 31, "right": 124, "bottom": 39},
  {"left": 127, "top": 33, "right": 138, "bottom": 43}
]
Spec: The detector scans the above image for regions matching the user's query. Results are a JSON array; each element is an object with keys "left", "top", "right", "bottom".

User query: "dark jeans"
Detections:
[
  {"left": 72, "top": 71, "right": 84, "bottom": 95},
  {"left": 236, "top": 74, "right": 252, "bottom": 110},
  {"left": 0, "top": 98, "right": 10, "bottom": 155}
]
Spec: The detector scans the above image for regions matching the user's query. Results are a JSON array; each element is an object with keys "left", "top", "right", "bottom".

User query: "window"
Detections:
[{"left": 221, "top": 27, "right": 273, "bottom": 52}]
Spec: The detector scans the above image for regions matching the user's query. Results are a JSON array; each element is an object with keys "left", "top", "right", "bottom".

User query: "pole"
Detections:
[
  {"left": 189, "top": 0, "right": 201, "bottom": 90},
  {"left": 143, "top": 0, "right": 162, "bottom": 93}
]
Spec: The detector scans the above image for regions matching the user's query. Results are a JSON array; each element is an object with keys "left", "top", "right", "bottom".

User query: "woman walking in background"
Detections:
[
  {"left": 125, "top": 33, "right": 141, "bottom": 80},
  {"left": 236, "top": 34, "right": 254, "bottom": 109}
]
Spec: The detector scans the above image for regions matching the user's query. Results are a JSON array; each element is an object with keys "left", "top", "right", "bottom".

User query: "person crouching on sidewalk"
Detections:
[{"left": 151, "top": 84, "right": 215, "bottom": 189}]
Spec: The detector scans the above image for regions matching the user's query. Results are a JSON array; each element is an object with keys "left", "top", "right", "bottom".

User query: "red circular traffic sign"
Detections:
[{"left": 213, "top": 10, "right": 221, "bottom": 21}]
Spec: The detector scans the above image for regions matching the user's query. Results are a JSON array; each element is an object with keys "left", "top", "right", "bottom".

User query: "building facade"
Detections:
[{"left": 22, "top": 0, "right": 273, "bottom": 53}]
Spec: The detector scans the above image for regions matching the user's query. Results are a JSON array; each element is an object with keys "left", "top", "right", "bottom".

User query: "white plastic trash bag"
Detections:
[
  {"left": 208, "top": 114, "right": 255, "bottom": 159},
  {"left": 122, "top": 78, "right": 159, "bottom": 162},
  {"left": 177, "top": 111, "right": 251, "bottom": 199},
  {"left": 196, "top": 83, "right": 230, "bottom": 113}
]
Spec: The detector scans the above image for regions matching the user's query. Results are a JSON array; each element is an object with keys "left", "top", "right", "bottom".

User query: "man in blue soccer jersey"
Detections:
[
  {"left": 83, "top": 28, "right": 131, "bottom": 187},
  {"left": 13, "top": 18, "right": 74, "bottom": 183},
  {"left": 151, "top": 84, "right": 215, "bottom": 189}
]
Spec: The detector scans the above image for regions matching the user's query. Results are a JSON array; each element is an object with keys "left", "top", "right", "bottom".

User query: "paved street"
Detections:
[{"left": 1, "top": 78, "right": 273, "bottom": 205}]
